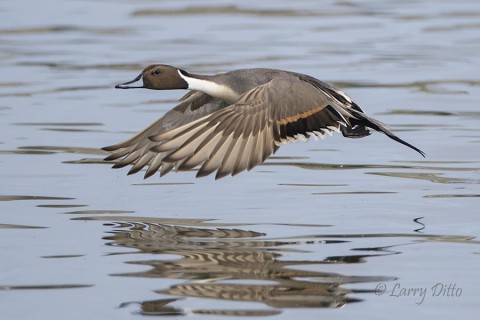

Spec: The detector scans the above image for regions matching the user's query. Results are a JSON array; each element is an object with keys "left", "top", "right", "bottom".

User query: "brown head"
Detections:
[{"left": 115, "top": 64, "right": 188, "bottom": 90}]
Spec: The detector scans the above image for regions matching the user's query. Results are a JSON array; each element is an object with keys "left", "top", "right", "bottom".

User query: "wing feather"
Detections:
[
  {"left": 102, "top": 91, "right": 227, "bottom": 178},
  {"left": 144, "top": 153, "right": 164, "bottom": 178},
  {"left": 128, "top": 152, "right": 155, "bottom": 175}
]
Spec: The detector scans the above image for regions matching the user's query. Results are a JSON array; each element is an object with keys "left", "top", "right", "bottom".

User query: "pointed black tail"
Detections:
[{"left": 350, "top": 109, "right": 426, "bottom": 157}]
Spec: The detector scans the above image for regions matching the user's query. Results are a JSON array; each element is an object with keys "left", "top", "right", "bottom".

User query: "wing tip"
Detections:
[
  {"left": 103, "top": 154, "right": 117, "bottom": 161},
  {"left": 215, "top": 170, "right": 231, "bottom": 180},
  {"left": 112, "top": 162, "right": 128, "bottom": 169},
  {"left": 102, "top": 145, "right": 117, "bottom": 152},
  {"left": 143, "top": 169, "right": 157, "bottom": 179},
  {"left": 127, "top": 166, "right": 142, "bottom": 176}
]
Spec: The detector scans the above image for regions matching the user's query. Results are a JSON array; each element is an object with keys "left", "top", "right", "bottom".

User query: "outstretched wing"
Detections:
[
  {"left": 102, "top": 91, "right": 228, "bottom": 177},
  {"left": 146, "top": 76, "right": 356, "bottom": 179}
]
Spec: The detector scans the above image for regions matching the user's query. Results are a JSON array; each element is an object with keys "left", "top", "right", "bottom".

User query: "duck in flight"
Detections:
[{"left": 103, "top": 65, "right": 425, "bottom": 179}]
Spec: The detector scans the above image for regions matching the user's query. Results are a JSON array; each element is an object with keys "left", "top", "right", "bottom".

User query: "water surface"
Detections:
[{"left": 0, "top": 0, "right": 479, "bottom": 319}]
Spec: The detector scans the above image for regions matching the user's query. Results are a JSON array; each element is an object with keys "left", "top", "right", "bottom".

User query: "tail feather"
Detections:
[{"left": 350, "top": 109, "right": 425, "bottom": 157}]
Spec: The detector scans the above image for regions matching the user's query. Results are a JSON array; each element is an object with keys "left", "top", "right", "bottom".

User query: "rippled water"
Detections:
[{"left": 1, "top": 1, "right": 479, "bottom": 319}]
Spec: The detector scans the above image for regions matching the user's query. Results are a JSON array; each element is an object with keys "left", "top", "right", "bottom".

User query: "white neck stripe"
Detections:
[{"left": 178, "top": 70, "right": 238, "bottom": 103}]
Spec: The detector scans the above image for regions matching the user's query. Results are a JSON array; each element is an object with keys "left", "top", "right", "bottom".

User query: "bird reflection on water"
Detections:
[{"left": 104, "top": 221, "right": 394, "bottom": 316}]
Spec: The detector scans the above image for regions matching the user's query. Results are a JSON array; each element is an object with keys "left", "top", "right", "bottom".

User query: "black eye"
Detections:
[{"left": 154, "top": 70, "right": 160, "bottom": 75}]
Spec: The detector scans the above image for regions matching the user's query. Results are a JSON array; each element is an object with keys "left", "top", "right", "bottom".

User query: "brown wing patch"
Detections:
[
  {"left": 276, "top": 105, "right": 325, "bottom": 125},
  {"left": 275, "top": 104, "right": 348, "bottom": 144}
]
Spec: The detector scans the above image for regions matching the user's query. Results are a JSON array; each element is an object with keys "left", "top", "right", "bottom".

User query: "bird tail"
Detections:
[{"left": 349, "top": 109, "right": 426, "bottom": 157}]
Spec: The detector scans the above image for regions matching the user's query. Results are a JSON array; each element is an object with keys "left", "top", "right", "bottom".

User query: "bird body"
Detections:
[{"left": 104, "top": 65, "right": 424, "bottom": 179}]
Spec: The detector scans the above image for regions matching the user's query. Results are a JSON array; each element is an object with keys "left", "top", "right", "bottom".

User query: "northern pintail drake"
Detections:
[{"left": 104, "top": 64, "right": 425, "bottom": 179}]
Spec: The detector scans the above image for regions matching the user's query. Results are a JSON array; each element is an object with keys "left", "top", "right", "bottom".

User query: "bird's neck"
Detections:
[{"left": 178, "top": 70, "right": 239, "bottom": 103}]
